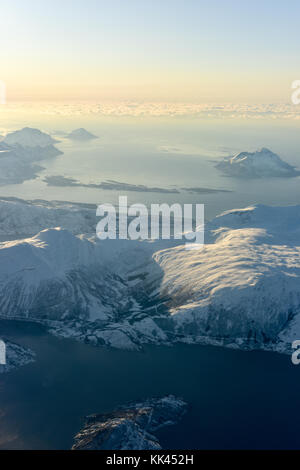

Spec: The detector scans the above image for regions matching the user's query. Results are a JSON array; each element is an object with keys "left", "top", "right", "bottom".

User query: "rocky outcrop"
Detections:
[{"left": 72, "top": 396, "right": 187, "bottom": 450}]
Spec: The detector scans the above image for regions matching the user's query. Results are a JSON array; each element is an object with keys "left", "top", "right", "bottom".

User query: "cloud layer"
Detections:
[{"left": 1, "top": 101, "right": 300, "bottom": 120}]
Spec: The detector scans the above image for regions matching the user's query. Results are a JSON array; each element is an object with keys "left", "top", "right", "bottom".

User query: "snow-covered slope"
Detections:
[
  {"left": 0, "top": 198, "right": 96, "bottom": 240},
  {"left": 66, "top": 128, "right": 97, "bottom": 141},
  {"left": 1, "top": 198, "right": 300, "bottom": 354},
  {"left": 216, "top": 148, "right": 299, "bottom": 178},
  {"left": 152, "top": 204, "right": 300, "bottom": 352},
  {"left": 0, "top": 228, "right": 146, "bottom": 324},
  {"left": 0, "top": 227, "right": 170, "bottom": 351},
  {"left": 72, "top": 396, "right": 187, "bottom": 450},
  {"left": 0, "top": 207, "right": 175, "bottom": 349}
]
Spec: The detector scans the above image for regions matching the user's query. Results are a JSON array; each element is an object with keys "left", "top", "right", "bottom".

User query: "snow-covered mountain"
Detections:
[
  {"left": 0, "top": 128, "right": 62, "bottom": 184},
  {"left": 0, "top": 226, "right": 168, "bottom": 352},
  {"left": 66, "top": 128, "right": 98, "bottom": 141},
  {"left": 3, "top": 127, "right": 62, "bottom": 162},
  {"left": 153, "top": 204, "right": 300, "bottom": 351},
  {"left": 0, "top": 198, "right": 300, "bottom": 354},
  {"left": 0, "top": 228, "right": 141, "bottom": 324},
  {"left": 72, "top": 396, "right": 187, "bottom": 450},
  {"left": 0, "top": 207, "right": 174, "bottom": 349},
  {"left": 3, "top": 127, "right": 59, "bottom": 148},
  {"left": 216, "top": 148, "right": 299, "bottom": 178}
]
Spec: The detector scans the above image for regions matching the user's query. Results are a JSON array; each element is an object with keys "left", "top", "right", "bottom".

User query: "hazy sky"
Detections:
[{"left": 1, "top": 0, "right": 299, "bottom": 102}]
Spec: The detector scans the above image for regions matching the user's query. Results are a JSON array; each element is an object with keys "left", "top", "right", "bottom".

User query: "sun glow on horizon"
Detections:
[{"left": 0, "top": 0, "right": 299, "bottom": 104}]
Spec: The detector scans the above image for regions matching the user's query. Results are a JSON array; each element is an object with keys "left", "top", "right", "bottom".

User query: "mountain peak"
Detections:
[
  {"left": 216, "top": 147, "right": 299, "bottom": 178},
  {"left": 67, "top": 128, "right": 98, "bottom": 141},
  {"left": 3, "top": 127, "right": 59, "bottom": 148}
]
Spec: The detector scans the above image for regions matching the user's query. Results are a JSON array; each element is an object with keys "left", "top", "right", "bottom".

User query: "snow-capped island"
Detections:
[
  {"left": 3, "top": 127, "right": 59, "bottom": 148},
  {"left": 2, "top": 127, "right": 62, "bottom": 161},
  {"left": 66, "top": 128, "right": 98, "bottom": 141},
  {"left": 216, "top": 147, "right": 300, "bottom": 178},
  {"left": 72, "top": 396, "right": 187, "bottom": 450},
  {"left": 0, "top": 128, "right": 62, "bottom": 184}
]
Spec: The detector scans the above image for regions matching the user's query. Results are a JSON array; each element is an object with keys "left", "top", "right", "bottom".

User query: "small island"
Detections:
[
  {"left": 72, "top": 396, "right": 187, "bottom": 450},
  {"left": 66, "top": 128, "right": 98, "bottom": 141}
]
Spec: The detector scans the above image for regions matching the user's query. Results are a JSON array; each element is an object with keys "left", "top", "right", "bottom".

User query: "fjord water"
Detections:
[
  {"left": 1, "top": 115, "right": 300, "bottom": 221},
  {"left": 0, "top": 320, "right": 300, "bottom": 450},
  {"left": 0, "top": 113, "right": 300, "bottom": 449}
]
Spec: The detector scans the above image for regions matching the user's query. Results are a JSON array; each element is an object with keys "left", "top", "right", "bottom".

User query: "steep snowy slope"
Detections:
[
  {"left": 0, "top": 215, "right": 174, "bottom": 349},
  {"left": 0, "top": 226, "right": 170, "bottom": 351},
  {"left": 216, "top": 148, "right": 299, "bottom": 178},
  {"left": 0, "top": 228, "right": 142, "bottom": 323}
]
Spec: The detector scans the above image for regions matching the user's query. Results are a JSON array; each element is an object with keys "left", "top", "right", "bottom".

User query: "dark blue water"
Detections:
[{"left": 0, "top": 320, "right": 299, "bottom": 450}]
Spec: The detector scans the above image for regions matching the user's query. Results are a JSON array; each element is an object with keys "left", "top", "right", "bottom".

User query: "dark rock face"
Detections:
[{"left": 72, "top": 396, "right": 187, "bottom": 450}]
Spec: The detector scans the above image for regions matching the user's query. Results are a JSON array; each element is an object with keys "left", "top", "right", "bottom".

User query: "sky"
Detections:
[{"left": 1, "top": 0, "right": 299, "bottom": 103}]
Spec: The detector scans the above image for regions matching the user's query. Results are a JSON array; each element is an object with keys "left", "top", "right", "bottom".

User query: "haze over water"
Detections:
[{"left": 1, "top": 105, "right": 300, "bottom": 221}]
